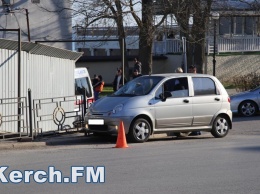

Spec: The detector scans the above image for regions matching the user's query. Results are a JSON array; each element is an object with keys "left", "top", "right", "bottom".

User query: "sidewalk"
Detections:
[
  {"left": 0, "top": 132, "right": 87, "bottom": 150},
  {"left": 0, "top": 132, "right": 171, "bottom": 150}
]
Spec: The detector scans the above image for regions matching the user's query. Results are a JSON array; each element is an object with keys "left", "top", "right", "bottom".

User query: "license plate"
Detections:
[{"left": 88, "top": 119, "right": 104, "bottom": 125}]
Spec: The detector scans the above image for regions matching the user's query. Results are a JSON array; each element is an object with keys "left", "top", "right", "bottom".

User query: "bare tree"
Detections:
[{"left": 162, "top": 0, "right": 213, "bottom": 73}]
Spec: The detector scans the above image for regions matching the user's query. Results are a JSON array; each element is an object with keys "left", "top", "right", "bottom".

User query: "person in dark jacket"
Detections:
[
  {"left": 113, "top": 69, "right": 126, "bottom": 91},
  {"left": 132, "top": 69, "right": 142, "bottom": 79},
  {"left": 133, "top": 58, "right": 142, "bottom": 74}
]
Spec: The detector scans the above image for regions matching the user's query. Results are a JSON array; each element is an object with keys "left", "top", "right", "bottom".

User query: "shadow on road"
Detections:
[
  {"left": 234, "top": 146, "right": 260, "bottom": 152},
  {"left": 36, "top": 132, "right": 215, "bottom": 147},
  {"left": 232, "top": 114, "right": 260, "bottom": 122}
]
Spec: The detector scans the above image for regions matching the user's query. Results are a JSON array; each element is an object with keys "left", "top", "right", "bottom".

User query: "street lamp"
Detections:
[{"left": 211, "top": 12, "right": 219, "bottom": 76}]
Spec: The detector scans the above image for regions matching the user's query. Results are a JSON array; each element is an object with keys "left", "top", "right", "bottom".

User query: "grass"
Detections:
[{"left": 100, "top": 86, "right": 114, "bottom": 97}]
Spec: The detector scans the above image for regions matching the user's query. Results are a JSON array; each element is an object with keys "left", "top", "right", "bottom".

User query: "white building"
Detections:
[{"left": 0, "top": 0, "right": 72, "bottom": 50}]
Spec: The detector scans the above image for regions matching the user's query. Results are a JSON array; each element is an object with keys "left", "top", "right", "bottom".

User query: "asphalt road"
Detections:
[{"left": 0, "top": 115, "right": 260, "bottom": 194}]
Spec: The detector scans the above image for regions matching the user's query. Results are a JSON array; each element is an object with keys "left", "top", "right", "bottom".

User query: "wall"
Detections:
[
  {"left": 0, "top": 47, "right": 77, "bottom": 133},
  {"left": 206, "top": 55, "right": 260, "bottom": 82},
  {"left": 0, "top": 0, "right": 72, "bottom": 50}
]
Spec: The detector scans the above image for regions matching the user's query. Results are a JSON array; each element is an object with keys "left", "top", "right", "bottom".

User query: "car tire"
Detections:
[
  {"left": 238, "top": 100, "right": 258, "bottom": 117},
  {"left": 128, "top": 118, "right": 151, "bottom": 143},
  {"left": 211, "top": 116, "right": 230, "bottom": 138}
]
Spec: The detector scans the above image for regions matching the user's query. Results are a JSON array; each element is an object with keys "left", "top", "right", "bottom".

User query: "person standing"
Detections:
[
  {"left": 175, "top": 67, "right": 183, "bottom": 73},
  {"left": 188, "top": 65, "right": 197, "bottom": 73},
  {"left": 92, "top": 74, "right": 98, "bottom": 85},
  {"left": 93, "top": 75, "right": 104, "bottom": 101},
  {"left": 113, "top": 69, "right": 126, "bottom": 91},
  {"left": 132, "top": 69, "right": 142, "bottom": 79},
  {"left": 133, "top": 58, "right": 142, "bottom": 74}
]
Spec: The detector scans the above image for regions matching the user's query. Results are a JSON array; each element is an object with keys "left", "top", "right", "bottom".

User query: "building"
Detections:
[
  {"left": 0, "top": 0, "right": 72, "bottom": 50},
  {"left": 75, "top": 0, "right": 260, "bottom": 81},
  {"left": 0, "top": 38, "right": 82, "bottom": 138}
]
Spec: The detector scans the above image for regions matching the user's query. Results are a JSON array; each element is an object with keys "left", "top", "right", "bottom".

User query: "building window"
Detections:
[
  {"left": 245, "top": 17, "right": 254, "bottom": 35},
  {"left": 219, "top": 17, "right": 231, "bottom": 35},
  {"left": 235, "top": 17, "right": 243, "bottom": 35}
]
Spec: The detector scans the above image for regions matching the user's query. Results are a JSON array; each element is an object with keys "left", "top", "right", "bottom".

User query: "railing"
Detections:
[
  {"left": 74, "top": 36, "right": 260, "bottom": 55},
  {"left": 154, "top": 36, "right": 260, "bottom": 55},
  {"left": 217, "top": 36, "right": 260, "bottom": 53},
  {"left": 32, "top": 95, "right": 83, "bottom": 135},
  {"left": 0, "top": 92, "right": 86, "bottom": 140},
  {"left": 153, "top": 39, "right": 182, "bottom": 55},
  {"left": 0, "top": 97, "right": 29, "bottom": 140}
]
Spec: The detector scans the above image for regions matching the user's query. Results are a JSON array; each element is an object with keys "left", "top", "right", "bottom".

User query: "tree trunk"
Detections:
[
  {"left": 139, "top": 0, "right": 154, "bottom": 75},
  {"left": 115, "top": 0, "right": 129, "bottom": 80}
]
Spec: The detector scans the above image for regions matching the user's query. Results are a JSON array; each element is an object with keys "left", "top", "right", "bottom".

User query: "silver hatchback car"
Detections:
[{"left": 85, "top": 74, "right": 232, "bottom": 143}]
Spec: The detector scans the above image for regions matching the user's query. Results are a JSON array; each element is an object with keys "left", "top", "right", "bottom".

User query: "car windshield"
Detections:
[
  {"left": 113, "top": 76, "right": 164, "bottom": 96},
  {"left": 250, "top": 85, "right": 260, "bottom": 92}
]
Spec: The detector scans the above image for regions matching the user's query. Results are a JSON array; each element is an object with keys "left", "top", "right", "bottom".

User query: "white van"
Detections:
[{"left": 74, "top": 68, "right": 94, "bottom": 127}]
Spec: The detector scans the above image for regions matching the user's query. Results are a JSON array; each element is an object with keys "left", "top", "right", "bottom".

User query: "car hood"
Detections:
[{"left": 91, "top": 96, "right": 132, "bottom": 113}]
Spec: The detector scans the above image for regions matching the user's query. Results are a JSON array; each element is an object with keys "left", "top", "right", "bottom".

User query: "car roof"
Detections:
[{"left": 146, "top": 73, "right": 215, "bottom": 79}]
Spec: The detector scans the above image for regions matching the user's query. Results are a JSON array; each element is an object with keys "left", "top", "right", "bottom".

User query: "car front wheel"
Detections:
[
  {"left": 239, "top": 100, "right": 257, "bottom": 117},
  {"left": 211, "top": 116, "right": 229, "bottom": 138},
  {"left": 128, "top": 118, "right": 151, "bottom": 143}
]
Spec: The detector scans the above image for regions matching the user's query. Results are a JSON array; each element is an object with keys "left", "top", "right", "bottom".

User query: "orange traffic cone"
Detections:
[{"left": 115, "top": 121, "right": 129, "bottom": 148}]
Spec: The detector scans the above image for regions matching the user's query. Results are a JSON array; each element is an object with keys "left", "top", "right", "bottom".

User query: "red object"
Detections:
[{"left": 115, "top": 121, "right": 129, "bottom": 148}]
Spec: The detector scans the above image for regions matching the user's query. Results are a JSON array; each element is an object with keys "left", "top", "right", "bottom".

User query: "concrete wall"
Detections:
[{"left": 206, "top": 55, "right": 260, "bottom": 82}]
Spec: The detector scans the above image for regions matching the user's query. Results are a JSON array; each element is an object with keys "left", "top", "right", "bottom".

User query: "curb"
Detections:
[{"left": 0, "top": 142, "right": 46, "bottom": 150}]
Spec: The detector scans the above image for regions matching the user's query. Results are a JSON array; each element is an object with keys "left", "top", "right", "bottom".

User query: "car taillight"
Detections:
[
  {"left": 228, "top": 97, "right": 230, "bottom": 103},
  {"left": 74, "top": 98, "right": 94, "bottom": 106},
  {"left": 87, "top": 98, "right": 94, "bottom": 107}
]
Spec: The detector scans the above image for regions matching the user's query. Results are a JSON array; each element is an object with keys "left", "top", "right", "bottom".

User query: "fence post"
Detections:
[
  {"left": 83, "top": 88, "right": 87, "bottom": 119},
  {"left": 28, "top": 88, "right": 33, "bottom": 138}
]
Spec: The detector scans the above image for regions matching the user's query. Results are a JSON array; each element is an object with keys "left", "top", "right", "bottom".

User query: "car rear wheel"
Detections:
[
  {"left": 211, "top": 116, "right": 229, "bottom": 138},
  {"left": 128, "top": 118, "right": 151, "bottom": 143},
  {"left": 239, "top": 100, "right": 257, "bottom": 117}
]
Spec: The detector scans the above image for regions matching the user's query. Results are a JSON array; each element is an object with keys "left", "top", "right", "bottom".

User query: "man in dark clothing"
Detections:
[
  {"left": 113, "top": 69, "right": 127, "bottom": 91},
  {"left": 134, "top": 58, "right": 142, "bottom": 74},
  {"left": 132, "top": 69, "right": 142, "bottom": 79}
]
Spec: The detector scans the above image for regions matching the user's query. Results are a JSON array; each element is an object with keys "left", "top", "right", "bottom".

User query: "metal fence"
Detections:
[
  {"left": 0, "top": 97, "right": 29, "bottom": 140},
  {"left": 0, "top": 90, "right": 85, "bottom": 141},
  {"left": 32, "top": 95, "right": 83, "bottom": 136}
]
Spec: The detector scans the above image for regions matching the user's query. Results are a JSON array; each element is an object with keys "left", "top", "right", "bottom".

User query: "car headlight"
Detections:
[{"left": 112, "top": 104, "right": 124, "bottom": 114}]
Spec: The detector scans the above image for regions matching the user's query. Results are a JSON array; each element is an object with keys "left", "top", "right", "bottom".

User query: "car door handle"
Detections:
[
  {"left": 215, "top": 98, "right": 220, "bottom": 101},
  {"left": 183, "top": 99, "right": 189, "bottom": 103}
]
